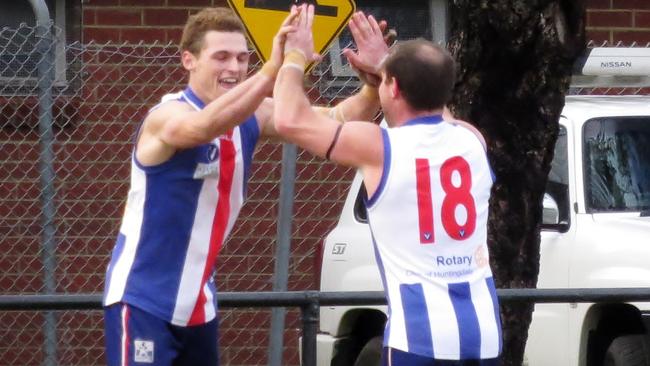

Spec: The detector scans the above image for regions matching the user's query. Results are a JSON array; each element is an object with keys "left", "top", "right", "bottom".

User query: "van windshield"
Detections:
[{"left": 584, "top": 117, "right": 650, "bottom": 213}]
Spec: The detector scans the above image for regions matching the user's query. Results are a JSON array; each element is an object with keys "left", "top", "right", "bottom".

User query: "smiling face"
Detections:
[
  {"left": 179, "top": 7, "right": 250, "bottom": 103},
  {"left": 183, "top": 30, "right": 250, "bottom": 102}
]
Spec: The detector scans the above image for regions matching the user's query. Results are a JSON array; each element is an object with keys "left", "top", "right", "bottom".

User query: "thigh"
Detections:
[
  {"left": 382, "top": 347, "right": 436, "bottom": 366},
  {"left": 381, "top": 348, "right": 500, "bottom": 366},
  {"left": 173, "top": 317, "right": 219, "bottom": 366},
  {"left": 104, "top": 303, "right": 179, "bottom": 366}
]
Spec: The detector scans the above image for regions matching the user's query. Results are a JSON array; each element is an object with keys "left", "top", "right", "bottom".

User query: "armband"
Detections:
[{"left": 325, "top": 124, "right": 344, "bottom": 160}]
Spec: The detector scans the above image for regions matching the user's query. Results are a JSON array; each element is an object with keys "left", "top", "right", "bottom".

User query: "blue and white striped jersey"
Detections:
[
  {"left": 103, "top": 87, "right": 259, "bottom": 326},
  {"left": 366, "top": 114, "right": 502, "bottom": 360}
]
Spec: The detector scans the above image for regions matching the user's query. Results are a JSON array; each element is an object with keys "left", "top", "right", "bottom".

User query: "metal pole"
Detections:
[
  {"left": 301, "top": 292, "right": 320, "bottom": 366},
  {"left": 429, "top": 0, "right": 449, "bottom": 45},
  {"left": 6, "top": 287, "right": 650, "bottom": 311},
  {"left": 28, "top": 1, "right": 57, "bottom": 366},
  {"left": 268, "top": 144, "right": 297, "bottom": 366}
]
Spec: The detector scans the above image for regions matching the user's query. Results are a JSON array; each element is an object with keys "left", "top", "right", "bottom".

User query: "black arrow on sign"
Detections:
[{"left": 244, "top": 0, "right": 338, "bottom": 17}]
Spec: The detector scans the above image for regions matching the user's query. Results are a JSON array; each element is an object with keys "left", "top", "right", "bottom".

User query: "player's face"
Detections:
[{"left": 192, "top": 31, "right": 250, "bottom": 100}]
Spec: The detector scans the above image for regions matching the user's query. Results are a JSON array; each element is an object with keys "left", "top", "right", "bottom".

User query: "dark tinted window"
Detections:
[
  {"left": 584, "top": 117, "right": 650, "bottom": 212},
  {"left": 546, "top": 125, "right": 570, "bottom": 222},
  {"left": 356, "top": 0, "right": 432, "bottom": 41},
  {"left": 354, "top": 183, "right": 368, "bottom": 223},
  {"left": 0, "top": 0, "right": 57, "bottom": 79}
]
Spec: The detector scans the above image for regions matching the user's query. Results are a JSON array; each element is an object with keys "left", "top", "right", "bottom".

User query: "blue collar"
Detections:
[
  {"left": 402, "top": 114, "right": 444, "bottom": 127},
  {"left": 182, "top": 86, "right": 206, "bottom": 109}
]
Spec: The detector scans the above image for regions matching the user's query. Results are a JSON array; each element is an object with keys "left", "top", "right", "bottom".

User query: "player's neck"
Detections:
[
  {"left": 391, "top": 107, "right": 444, "bottom": 127},
  {"left": 187, "top": 79, "right": 222, "bottom": 105}
]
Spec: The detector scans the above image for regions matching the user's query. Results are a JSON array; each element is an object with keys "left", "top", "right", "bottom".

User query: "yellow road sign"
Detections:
[{"left": 228, "top": 0, "right": 355, "bottom": 65}]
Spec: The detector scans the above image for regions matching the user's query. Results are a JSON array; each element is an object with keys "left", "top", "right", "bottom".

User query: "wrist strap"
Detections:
[
  {"left": 283, "top": 49, "right": 307, "bottom": 71},
  {"left": 280, "top": 63, "right": 305, "bottom": 73},
  {"left": 259, "top": 62, "right": 279, "bottom": 79},
  {"left": 359, "top": 85, "right": 379, "bottom": 100}
]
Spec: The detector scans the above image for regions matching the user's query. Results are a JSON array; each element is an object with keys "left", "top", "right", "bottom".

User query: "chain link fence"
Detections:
[
  {"left": 569, "top": 40, "right": 650, "bottom": 96},
  {"left": 0, "top": 20, "right": 358, "bottom": 365},
  {"left": 2, "top": 19, "right": 650, "bottom": 365}
]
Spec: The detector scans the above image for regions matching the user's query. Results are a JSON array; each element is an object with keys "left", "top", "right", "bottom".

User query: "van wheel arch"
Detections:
[
  {"left": 353, "top": 336, "right": 383, "bottom": 366},
  {"left": 585, "top": 304, "right": 647, "bottom": 366},
  {"left": 331, "top": 309, "right": 386, "bottom": 366}
]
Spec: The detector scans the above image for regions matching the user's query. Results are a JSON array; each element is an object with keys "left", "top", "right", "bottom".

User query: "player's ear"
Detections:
[
  {"left": 181, "top": 50, "right": 197, "bottom": 71},
  {"left": 389, "top": 77, "right": 400, "bottom": 99}
]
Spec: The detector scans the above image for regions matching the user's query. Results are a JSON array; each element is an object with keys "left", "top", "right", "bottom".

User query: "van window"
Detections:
[
  {"left": 354, "top": 184, "right": 368, "bottom": 223},
  {"left": 583, "top": 117, "right": 650, "bottom": 213},
  {"left": 0, "top": 0, "right": 78, "bottom": 89},
  {"left": 546, "top": 125, "right": 570, "bottom": 222}
]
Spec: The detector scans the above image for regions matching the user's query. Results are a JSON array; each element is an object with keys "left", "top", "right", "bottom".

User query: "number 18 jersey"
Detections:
[{"left": 366, "top": 115, "right": 502, "bottom": 360}]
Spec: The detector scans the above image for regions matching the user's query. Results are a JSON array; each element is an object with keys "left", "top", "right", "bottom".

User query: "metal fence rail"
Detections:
[{"left": 2, "top": 288, "right": 650, "bottom": 366}]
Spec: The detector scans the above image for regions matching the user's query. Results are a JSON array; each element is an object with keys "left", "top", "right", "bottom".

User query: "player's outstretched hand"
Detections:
[
  {"left": 283, "top": 4, "right": 321, "bottom": 64},
  {"left": 268, "top": 5, "right": 301, "bottom": 72},
  {"left": 343, "top": 12, "right": 392, "bottom": 86}
]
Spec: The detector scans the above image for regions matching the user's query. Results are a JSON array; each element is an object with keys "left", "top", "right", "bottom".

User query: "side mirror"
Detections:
[
  {"left": 542, "top": 193, "right": 559, "bottom": 225},
  {"left": 541, "top": 193, "right": 570, "bottom": 233}
]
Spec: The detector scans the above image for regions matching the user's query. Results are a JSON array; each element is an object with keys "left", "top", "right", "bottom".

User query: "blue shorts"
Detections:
[
  {"left": 382, "top": 347, "right": 500, "bottom": 366},
  {"left": 104, "top": 303, "right": 219, "bottom": 366}
]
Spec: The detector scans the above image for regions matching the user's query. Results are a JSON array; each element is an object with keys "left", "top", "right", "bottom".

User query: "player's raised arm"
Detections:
[
  {"left": 260, "top": 9, "right": 392, "bottom": 142},
  {"left": 150, "top": 7, "right": 299, "bottom": 150},
  {"left": 273, "top": 4, "right": 384, "bottom": 175}
]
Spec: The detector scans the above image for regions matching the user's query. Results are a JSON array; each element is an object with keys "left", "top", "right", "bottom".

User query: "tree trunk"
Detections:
[{"left": 447, "top": 1, "right": 585, "bottom": 365}]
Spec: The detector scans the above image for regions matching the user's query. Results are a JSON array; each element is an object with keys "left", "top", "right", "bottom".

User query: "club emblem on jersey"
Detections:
[
  {"left": 133, "top": 339, "right": 154, "bottom": 363},
  {"left": 195, "top": 143, "right": 221, "bottom": 179},
  {"left": 474, "top": 245, "right": 488, "bottom": 268},
  {"left": 207, "top": 143, "right": 219, "bottom": 162}
]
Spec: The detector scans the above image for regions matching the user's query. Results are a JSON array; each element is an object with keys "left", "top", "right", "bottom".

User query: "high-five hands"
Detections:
[
  {"left": 283, "top": 4, "right": 322, "bottom": 68},
  {"left": 278, "top": 4, "right": 394, "bottom": 83},
  {"left": 260, "top": 5, "right": 302, "bottom": 79},
  {"left": 343, "top": 12, "right": 395, "bottom": 87},
  {"left": 268, "top": 6, "right": 300, "bottom": 71}
]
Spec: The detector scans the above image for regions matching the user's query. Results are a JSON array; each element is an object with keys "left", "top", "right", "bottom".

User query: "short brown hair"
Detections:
[
  {"left": 180, "top": 7, "right": 246, "bottom": 55},
  {"left": 383, "top": 39, "right": 456, "bottom": 111}
]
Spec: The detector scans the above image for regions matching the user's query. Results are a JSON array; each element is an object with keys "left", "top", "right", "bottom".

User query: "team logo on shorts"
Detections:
[{"left": 133, "top": 339, "right": 154, "bottom": 363}]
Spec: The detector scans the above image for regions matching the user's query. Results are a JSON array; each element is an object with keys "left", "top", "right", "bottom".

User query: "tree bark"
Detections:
[{"left": 447, "top": 1, "right": 585, "bottom": 365}]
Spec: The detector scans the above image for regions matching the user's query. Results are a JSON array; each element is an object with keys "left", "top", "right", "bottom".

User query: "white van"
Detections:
[{"left": 314, "top": 92, "right": 650, "bottom": 365}]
